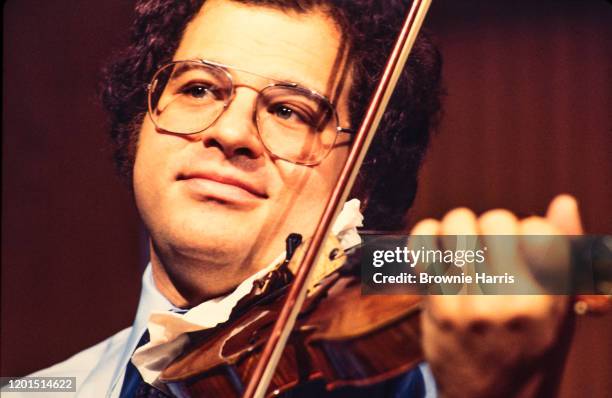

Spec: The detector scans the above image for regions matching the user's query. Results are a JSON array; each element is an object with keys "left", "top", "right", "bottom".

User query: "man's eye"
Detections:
[
  {"left": 270, "top": 105, "right": 309, "bottom": 124},
  {"left": 274, "top": 106, "right": 295, "bottom": 120},
  {"left": 181, "top": 84, "right": 216, "bottom": 99}
]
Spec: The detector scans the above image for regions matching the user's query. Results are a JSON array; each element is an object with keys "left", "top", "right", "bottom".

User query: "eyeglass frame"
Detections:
[{"left": 146, "top": 59, "right": 356, "bottom": 166}]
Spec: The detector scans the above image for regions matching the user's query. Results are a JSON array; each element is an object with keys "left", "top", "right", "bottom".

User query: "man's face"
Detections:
[{"left": 133, "top": 0, "right": 352, "bottom": 281}]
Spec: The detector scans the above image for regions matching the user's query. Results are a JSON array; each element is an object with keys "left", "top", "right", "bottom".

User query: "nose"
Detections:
[{"left": 200, "top": 88, "right": 265, "bottom": 160}]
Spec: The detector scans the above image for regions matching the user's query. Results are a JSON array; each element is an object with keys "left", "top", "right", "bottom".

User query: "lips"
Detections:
[{"left": 177, "top": 169, "right": 268, "bottom": 203}]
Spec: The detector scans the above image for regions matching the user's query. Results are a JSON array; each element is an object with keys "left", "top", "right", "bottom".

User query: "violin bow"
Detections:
[{"left": 242, "top": 1, "right": 434, "bottom": 397}]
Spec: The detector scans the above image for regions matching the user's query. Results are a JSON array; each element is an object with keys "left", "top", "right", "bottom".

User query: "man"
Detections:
[{"left": 25, "top": 0, "right": 585, "bottom": 397}]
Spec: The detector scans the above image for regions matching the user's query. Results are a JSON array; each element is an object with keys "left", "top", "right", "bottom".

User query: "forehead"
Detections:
[{"left": 172, "top": 0, "right": 347, "bottom": 96}]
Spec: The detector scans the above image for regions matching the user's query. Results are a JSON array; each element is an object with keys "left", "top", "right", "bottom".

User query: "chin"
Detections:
[{"left": 155, "top": 217, "right": 258, "bottom": 264}]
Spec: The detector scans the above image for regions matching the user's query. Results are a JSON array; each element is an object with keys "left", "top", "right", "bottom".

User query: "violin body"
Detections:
[{"left": 160, "top": 254, "right": 423, "bottom": 398}]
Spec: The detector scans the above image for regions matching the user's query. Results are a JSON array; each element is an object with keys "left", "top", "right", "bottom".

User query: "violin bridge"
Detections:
[{"left": 285, "top": 235, "right": 346, "bottom": 294}]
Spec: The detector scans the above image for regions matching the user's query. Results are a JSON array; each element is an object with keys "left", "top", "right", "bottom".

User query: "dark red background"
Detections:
[{"left": 3, "top": 1, "right": 611, "bottom": 396}]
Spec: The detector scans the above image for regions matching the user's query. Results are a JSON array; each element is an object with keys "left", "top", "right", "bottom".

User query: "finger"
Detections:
[
  {"left": 519, "top": 216, "right": 570, "bottom": 292},
  {"left": 440, "top": 208, "right": 479, "bottom": 293},
  {"left": 478, "top": 210, "right": 523, "bottom": 293},
  {"left": 440, "top": 208, "right": 478, "bottom": 258},
  {"left": 546, "top": 194, "right": 583, "bottom": 235},
  {"left": 410, "top": 218, "right": 440, "bottom": 236},
  {"left": 479, "top": 209, "right": 518, "bottom": 235},
  {"left": 440, "top": 207, "right": 478, "bottom": 235},
  {"left": 409, "top": 219, "right": 440, "bottom": 275},
  {"left": 409, "top": 218, "right": 440, "bottom": 256},
  {"left": 519, "top": 216, "right": 561, "bottom": 236}
]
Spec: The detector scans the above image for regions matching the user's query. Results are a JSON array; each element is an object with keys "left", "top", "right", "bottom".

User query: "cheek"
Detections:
[
  {"left": 133, "top": 126, "right": 155, "bottom": 189},
  {"left": 133, "top": 121, "right": 174, "bottom": 199},
  {"left": 273, "top": 147, "right": 347, "bottom": 206},
  {"left": 317, "top": 146, "right": 349, "bottom": 190}
]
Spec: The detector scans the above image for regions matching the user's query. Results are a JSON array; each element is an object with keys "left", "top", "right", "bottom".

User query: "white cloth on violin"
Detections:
[{"left": 131, "top": 199, "right": 364, "bottom": 387}]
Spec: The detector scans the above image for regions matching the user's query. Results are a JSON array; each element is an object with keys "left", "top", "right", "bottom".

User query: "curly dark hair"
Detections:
[{"left": 101, "top": 0, "right": 443, "bottom": 230}]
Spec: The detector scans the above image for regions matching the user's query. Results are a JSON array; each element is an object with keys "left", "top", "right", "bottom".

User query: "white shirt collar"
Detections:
[{"left": 108, "top": 265, "right": 176, "bottom": 396}]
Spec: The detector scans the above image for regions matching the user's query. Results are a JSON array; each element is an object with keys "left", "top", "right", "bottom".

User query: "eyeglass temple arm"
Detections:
[{"left": 338, "top": 127, "right": 357, "bottom": 135}]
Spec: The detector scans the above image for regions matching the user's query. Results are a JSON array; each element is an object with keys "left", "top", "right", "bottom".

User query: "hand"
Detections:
[{"left": 411, "top": 194, "right": 581, "bottom": 397}]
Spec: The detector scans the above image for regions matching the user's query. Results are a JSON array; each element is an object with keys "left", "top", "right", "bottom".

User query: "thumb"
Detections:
[{"left": 546, "top": 194, "right": 583, "bottom": 235}]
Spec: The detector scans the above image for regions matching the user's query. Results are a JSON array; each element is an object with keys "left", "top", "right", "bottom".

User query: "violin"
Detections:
[
  {"left": 160, "top": 236, "right": 424, "bottom": 397},
  {"left": 157, "top": 231, "right": 611, "bottom": 397}
]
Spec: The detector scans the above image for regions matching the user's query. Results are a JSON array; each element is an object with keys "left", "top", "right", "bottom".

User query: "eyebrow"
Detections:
[
  {"left": 166, "top": 62, "right": 210, "bottom": 82},
  {"left": 163, "top": 59, "right": 334, "bottom": 102},
  {"left": 163, "top": 59, "right": 295, "bottom": 87},
  {"left": 203, "top": 59, "right": 300, "bottom": 86},
  {"left": 211, "top": 59, "right": 339, "bottom": 98}
]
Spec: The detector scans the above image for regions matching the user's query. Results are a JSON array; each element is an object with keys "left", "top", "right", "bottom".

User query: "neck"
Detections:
[
  {"left": 149, "top": 241, "right": 264, "bottom": 308},
  {"left": 151, "top": 258, "right": 191, "bottom": 309}
]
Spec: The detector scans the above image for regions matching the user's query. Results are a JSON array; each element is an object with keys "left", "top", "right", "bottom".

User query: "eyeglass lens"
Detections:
[{"left": 148, "top": 61, "right": 339, "bottom": 164}]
